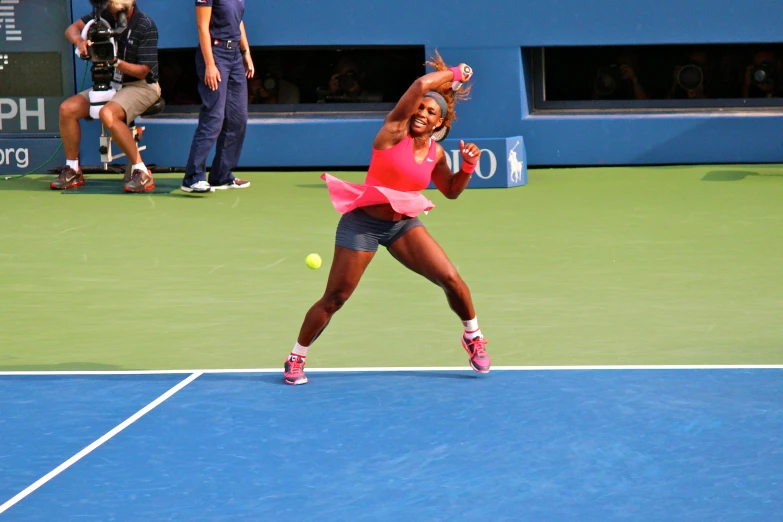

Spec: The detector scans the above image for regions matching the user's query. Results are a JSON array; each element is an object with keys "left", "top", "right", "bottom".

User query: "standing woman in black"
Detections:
[{"left": 182, "top": 0, "right": 255, "bottom": 193}]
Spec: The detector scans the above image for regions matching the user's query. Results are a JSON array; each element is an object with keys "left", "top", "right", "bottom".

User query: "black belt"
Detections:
[{"left": 212, "top": 39, "right": 238, "bottom": 49}]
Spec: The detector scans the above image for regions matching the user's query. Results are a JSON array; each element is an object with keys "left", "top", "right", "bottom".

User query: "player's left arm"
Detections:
[{"left": 431, "top": 140, "right": 480, "bottom": 199}]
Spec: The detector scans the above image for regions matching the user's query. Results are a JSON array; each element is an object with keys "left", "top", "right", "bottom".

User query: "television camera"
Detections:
[{"left": 80, "top": 0, "right": 129, "bottom": 117}]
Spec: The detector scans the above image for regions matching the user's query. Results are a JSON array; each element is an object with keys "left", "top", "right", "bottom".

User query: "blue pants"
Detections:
[{"left": 184, "top": 46, "right": 248, "bottom": 186}]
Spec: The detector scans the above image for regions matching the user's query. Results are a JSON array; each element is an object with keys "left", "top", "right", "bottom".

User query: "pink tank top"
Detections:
[{"left": 365, "top": 136, "right": 437, "bottom": 192}]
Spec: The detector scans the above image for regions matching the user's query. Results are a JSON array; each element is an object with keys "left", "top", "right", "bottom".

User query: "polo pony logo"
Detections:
[{"left": 508, "top": 141, "right": 523, "bottom": 184}]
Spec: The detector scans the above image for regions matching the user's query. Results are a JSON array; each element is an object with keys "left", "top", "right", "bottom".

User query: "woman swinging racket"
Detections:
[{"left": 285, "top": 53, "right": 489, "bottom": 385}]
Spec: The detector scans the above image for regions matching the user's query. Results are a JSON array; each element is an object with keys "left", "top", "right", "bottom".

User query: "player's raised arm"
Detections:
[
  {"left": 384, "top": 70, "right": 454, "bottom": 127},
  {"left": 375, "top": 62, "right": 473, "bottom": 148}
]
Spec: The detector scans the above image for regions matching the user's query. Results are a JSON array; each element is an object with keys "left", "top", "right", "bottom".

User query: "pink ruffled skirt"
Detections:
[{"left": 321, "top": 173, "right": 435, "bottom": 217}]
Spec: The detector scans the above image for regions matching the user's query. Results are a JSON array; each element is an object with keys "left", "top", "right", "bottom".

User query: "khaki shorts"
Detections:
[{"left": 79, "top": 81, "right": 161, "bottom": 122}]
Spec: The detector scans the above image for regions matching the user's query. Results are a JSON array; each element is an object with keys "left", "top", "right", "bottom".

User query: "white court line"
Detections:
[
  {"left": 0, "top": 372, "right": 202, "bottom": 516},
  {"left": 0, "top": 365, "right": 782, "bottom": 376}
]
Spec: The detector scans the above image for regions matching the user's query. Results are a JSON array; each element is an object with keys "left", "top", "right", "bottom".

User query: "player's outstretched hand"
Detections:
[{"left": 460, "top": 140, "right": 481, "bottom": 165}]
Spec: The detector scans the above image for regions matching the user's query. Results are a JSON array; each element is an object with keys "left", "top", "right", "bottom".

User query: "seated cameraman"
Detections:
[{"left": 54, "top": 0, "right": 160, "bottom": 193}]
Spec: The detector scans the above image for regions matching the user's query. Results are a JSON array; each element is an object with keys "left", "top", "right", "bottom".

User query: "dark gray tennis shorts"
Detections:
[{"left": 335, "top": 209, "right": 424, "bottom": 252}]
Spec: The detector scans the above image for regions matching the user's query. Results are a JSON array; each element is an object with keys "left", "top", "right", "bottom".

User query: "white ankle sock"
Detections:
[
  {"left": 66, "top": 159, "right": 79, "bottom": 171},
  {"left": 132, "top": 162, "right": 147, "bottom": 173},
  {"left": 463, "top": 317, "right": 482, "bottom": 339},
  {"left": 291, "top": 342, "right": 309, "bottom": 358}
]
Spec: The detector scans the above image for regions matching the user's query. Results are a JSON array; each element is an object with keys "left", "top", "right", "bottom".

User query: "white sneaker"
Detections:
[{"left": 181, "top": 180, "right": 214, "bottom": 193}]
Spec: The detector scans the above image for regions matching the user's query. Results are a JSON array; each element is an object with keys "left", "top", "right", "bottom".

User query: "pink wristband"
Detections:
[
  {"left": 449, "top": 66, "right": 464, "bottom": 82},
  {"left": 462, "top": 161, "right": 477, "bottom": 174}
]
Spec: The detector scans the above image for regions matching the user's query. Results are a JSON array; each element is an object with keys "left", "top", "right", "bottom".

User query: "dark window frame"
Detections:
[
  {"left": 157, "top": 44, "right": 424, "bottom": 116},
  {"left": 530, "top": 47, "right": 783, "bottom": 113}
]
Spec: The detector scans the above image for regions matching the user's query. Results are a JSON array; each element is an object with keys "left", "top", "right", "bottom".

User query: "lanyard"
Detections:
[
  {"left": 124, "top": 29, "right": 131, "bottom": 61},
  {"left": 112, "top": 29, "right": 131, "bottom": 88}
]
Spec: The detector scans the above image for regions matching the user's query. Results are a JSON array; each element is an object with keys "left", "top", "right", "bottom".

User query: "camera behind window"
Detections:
[
  {"left": 594, "top": 64, "right": 621, "bottom": 96},
  {"left": 249, "top": 74, "right": 278, "bottom": 103},
  {"left": 677, "top": 64, "right": 703, "bottom": 90},
  {"left": 337, "top": 70, "right": 360, "bottom": 93},
  {"left": 262, "top": 73, "right": 278, "bottom": 93},
  {"left": 752, "top": 62, "right": 775, "bottom": 85}
]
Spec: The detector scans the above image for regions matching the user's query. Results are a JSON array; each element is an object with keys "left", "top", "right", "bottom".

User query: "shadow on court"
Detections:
[
  {"left": 307, "top": 370, "right": 483, "bottom": 381},
  {"left": 61, "top": 177, "right": 182, "bottom": 195},
  {"left": 701, "top": 170, "right": 783, "bottom": 181},
  {"left": 204, "top": 370, "right": 485, "bottom": 386},
  {"left": 0, "top": 176, "right": 181, "bottom": 194}
]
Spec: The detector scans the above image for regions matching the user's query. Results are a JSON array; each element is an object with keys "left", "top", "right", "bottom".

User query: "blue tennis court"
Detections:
[{"left": 1, "top": 368, "right": 781, "bottom": 520}]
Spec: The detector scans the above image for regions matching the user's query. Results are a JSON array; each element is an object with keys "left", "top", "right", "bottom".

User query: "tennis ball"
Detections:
[{"left": 306, "top": 253, "right": 322, "bottom": 270}]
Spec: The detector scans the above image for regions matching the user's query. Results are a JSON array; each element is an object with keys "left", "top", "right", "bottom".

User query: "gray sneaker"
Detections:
[
  {"left": 124, "top": 169, "right": 155, "bottom": 193},
  {"left": 50, "top": 166, "right": 85, "bottom": 190}
]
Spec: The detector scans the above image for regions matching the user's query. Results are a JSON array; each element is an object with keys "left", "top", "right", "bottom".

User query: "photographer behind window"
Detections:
[
  {"left": 54, "top": 0, "right": 160, "bottom": 193},
  {"left": 317, "top": 56, "right": 381, "bottom": 103},
  {"left": 592, "top": 50, "right": 649, "bottom": 101},
  {"left": 743, "top": 49, "right": 777, "bottom": 99},
  {"left": 248, "top": 56, "right": 301, "bottom": 105}
]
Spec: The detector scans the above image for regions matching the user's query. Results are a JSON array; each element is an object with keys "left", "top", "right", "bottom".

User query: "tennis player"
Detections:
[{"left": 284, "top": 53, "right": 489, "bottom": 385}]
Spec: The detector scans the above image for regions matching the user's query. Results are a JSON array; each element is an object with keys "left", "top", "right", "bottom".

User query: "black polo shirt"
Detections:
[
  {"left": 80, "top": 5, "right": 159, "bottom": 84},
  {"left": 196, "top": 0, "right": 244, "bottom": 42}
]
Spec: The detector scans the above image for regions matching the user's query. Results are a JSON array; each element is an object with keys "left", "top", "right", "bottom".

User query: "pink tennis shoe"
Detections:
[
  {"left": 284, "top": 355, "right": 308, "bottom": 385},
  {"left": 461, "top": 335, "right": 491, "bottom": 373}
]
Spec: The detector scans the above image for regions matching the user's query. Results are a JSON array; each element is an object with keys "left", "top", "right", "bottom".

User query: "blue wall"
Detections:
[
  {"left": 152, "top": 0, "right": 783, "bottom": 49},
  {"left": 72, "top": 0, "right": 783, "bottom": 168}
]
